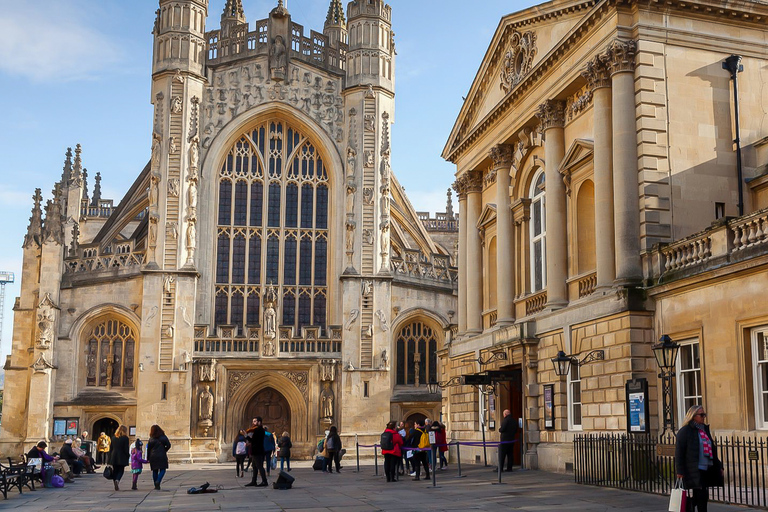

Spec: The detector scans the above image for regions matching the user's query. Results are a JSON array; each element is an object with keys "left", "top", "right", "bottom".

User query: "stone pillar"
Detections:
[
  {"left": 536, "top": 100, "right": 568, "bottom": 308},
  {"left": 453, "top": 180, "right": 468, "bottom": 334},
  {"left": 608, "top": 40, "right": 642, "bottom": 285},
  {"left": 491, "top": 145, "right": 515, "bottom": 325},
  {"left": 465, "top": 171, "right": 484, "bottom": 333},
  {"left": 582, "top": 55, "right": 616, "bottom": 288}
]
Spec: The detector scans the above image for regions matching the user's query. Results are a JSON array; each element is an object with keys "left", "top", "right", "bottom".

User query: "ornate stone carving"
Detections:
[
  {"left": 153, "top": 92, "right": 164, "bottom": 137},
  {"left": 198, "top": 385, "right": 214, "bottom": 421},
  {"left": 581, "top": 54, "right": 611, "bottom": 91},
  {"left": 566, "top": 85, "right": 594, "bottom": 121},
  {"left": 321, "top": 359, "right": 337, "bottom": 382},
  {"left": 374, "top": 309, "right": 389, "bottom": 332},
  {"left": 363, "top": 187, "right": 374, "bottom": 205},
  {"left": 280, "top": 370, "right": 308, "bottom": 398},
  {"left": 171, "top": 95, "right": 183, "bottom": 114},
  {"left": 23, "top": 189, "right": 43, "bottom": 249},
  {"left": 145, "top": 306, "right": 158, "bottom": 327},
  {"left": 35, "top": 294, "right": 58, "bottom": 350},
  {"left": 320, "top": 381, "right": 334, "bottom": 420},
  {"left": 500, "top": 30, "right": 537, "bottom": 93},
  {"left": 198, "top": 358, "right": 216, "bottom": 382},
  {"left": 263, "top": 285, "right": 277, "bottom": 340},
  {"left": 345, "top": 219, "right": 356, "bottom": 271},
  {"left": 379, "top": 221, "right": 390, "bottom": 271},
  {"left": 364, "top": 114, "right": 375, "bottom": 132},
  {"left": 344, "top": 309, "right": 359, "bottom": 330},
  {"left": 185, "top": 220, "right": 196, "bottom": 265},
  {"left": 490, "top": 144, "right": 514, "bottom": 170},
  {"left": 364, "top": 150, "right": 374, "bottom": 168},
  {"left": 362, "top": 280, "right": 373, "bottom": 297},
  {"left": 31, "top": 353, "right": 56, "bottom": 374},
  {"left": 363, "top": 229, "right": 373, "bottom": 245},
  {"left": 151, "top": 134, "right": 162, "bottom": 172},
  {"left": 168, "top": 178, "right": 180, "bottom": 197},
  {"left": 166, "top": 221, "right": 178, "bottom": 240},
  {"left": 346, "top": 147, "right": 356, "bottom": 180},
  {"left": 188, "top": 96, "right": 200, "bottom": 142},
  {"left": 605, "top": 39, "right": 637, "bottom": 74},
  {"left": 202, "top": 64, "right": 344, "bottom": 149},
  {"left": 464, "top": 170, "right": 484, "bottom": 194},
  {"left": 379, "top": 349, "right": 389, "bottom": 370},
  {"left": 43, "top": 186, "right": 64, "bottom": 245},
  {"left": 536, "top": 100, "right": 566, "bottom": 131},
  {"left": 269, "top": 35, "right": 288, "bottom": 81}
]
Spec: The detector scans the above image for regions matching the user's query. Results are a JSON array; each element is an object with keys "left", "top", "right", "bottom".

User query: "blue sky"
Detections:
[{"left": 0, "top": 0, "right": 531, "bottom": 360}]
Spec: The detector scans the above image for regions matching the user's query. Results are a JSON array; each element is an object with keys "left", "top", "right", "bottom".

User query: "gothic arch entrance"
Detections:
[
  {"left": 92, "top": 417, "right": 119, "bottom": 438},
  {"left": 243, "top": 387, "right": 291, "bottom": 438}
]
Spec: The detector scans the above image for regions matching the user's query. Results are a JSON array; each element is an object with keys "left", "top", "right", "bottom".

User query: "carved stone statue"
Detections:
[
  {"left": 362, "top": 280, "right": 373, "bottom": 297},
  {"left": 346, "top": 183, "right": 356, "bottom": 215},
  {"left": 151, "top": 135, "right": 162, "bottom": 170},
  {"left": 198, "top": 359, "right": 216, "bottom": 382},
  {"left": 263, "top": 338, "right": 275, "bottom": 357},
  {"left": 379, "top": 349, "right": 389, "bottom": 370},
  {"left": 346, "top": 147, "right": 356, "bottom": 179},
  {"left": 263, "top": 305, "right": 276, "bottom": 340},
  {"left": 344, "top": 309, "right": 359, "bottom": 331},
  {"left": 364, "top": 150, "right": 374, "bottom": 168},
  {"left": 187, "top": 179, "right": 198, "bottom": 214},
  {"left": 36, "top": 309, "right": 55, "bottom": 349},
  {"left": 168, "top": 178, "right": 180, "bottom": 197},
  {"left": 171, "top": 95, "right": 183, "bottom": 114},
  {"left": 199, "top": 385, "right": 214, "bottom": 421},
  {"left": 269, "top": 35, "right": 288, "bottom": 81},
  {"left": 186, "top": 221, "right": 196, "bottom": 264},
  {"left": 189, "top": 138, "right": 199, "bottom": 169},
  {"left": 320, "top": 381, "right": 334, "bottom": 419}
]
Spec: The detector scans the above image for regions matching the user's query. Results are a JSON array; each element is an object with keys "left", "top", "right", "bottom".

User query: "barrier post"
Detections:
[
  {"left": 481, "top": 423, "right": 489, "bottom": 467},
  {"left": 455, "top": 442, "right": 465, "bottom": 478},
  {"left": 431, "top": 446, "right": 437, "bottom": 488},
  {"left": 494, "top": 444, "right": 504, "bottom": 485},
  {"left": 355, "top": 441, "right": 360, "bottom": 473},
  {"left": 374, "top": 444, "right": 379, "bottom": 476}
]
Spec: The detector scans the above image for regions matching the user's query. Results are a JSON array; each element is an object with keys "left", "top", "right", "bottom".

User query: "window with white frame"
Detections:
[
  {"left": 751, "top": 327, "right": 768, "bottom": 429},
  {"left": 569, "top": 363, "right": 582, "bottom": 430},
  {"left": 529, "top": 171, "right": 546, "bottom": 292},
  {"left": 676, "top": 339, "right": 702, "bottom": 423}
]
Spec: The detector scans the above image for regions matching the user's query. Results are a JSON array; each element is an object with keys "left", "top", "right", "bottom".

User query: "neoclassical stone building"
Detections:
[
  {"left": 442, "top": 0, "right": 768, "bottom": 471},
  {"left": 0, "top": 0, "right": 457, "bottom": 461}
]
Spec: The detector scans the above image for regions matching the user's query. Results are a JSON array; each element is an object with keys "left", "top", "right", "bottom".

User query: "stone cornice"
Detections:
[{"left": 443, "top": 0, "right": 768, "bottom": 164}]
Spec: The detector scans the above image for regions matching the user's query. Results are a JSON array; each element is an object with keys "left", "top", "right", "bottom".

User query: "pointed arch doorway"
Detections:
[
  {"left": 92, "top": 417, "right": 119, "bottom": 439},
  {"left": 243, "top": 387, "right": 291, "bottom": 438}
]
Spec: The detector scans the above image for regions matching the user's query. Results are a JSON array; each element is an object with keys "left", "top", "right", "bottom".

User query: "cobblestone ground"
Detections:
[{"left": 0, "top": 462, "right": 752, "bottom": 511}]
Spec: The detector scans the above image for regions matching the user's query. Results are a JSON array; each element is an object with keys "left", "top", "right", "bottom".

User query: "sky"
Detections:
[{"left": 0, "top": 0, "right": 533, "bottom": 361}]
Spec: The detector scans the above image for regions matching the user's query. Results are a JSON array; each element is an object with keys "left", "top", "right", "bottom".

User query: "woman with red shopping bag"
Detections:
[{"left": 675, "top": 405, "right": 724, "bottom": 511}]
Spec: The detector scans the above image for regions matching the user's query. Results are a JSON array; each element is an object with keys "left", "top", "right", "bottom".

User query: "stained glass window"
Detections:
[
  {"left": 396, "top": 321, "right": 439, "bottom": 386},
  {"left": 215, "top": 120, "right": 329, "bottom": 331},
  {"left": 84, "top": 319, "right": 136, "bottom": 389}
]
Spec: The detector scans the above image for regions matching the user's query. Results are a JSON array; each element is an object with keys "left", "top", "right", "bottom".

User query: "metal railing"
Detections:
[{"left": 574, "top": 433, "right": 768, "bottom": 508}]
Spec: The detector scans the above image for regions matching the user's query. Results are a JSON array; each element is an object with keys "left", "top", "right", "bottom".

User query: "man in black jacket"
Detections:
[
  {"left": 498, "top": 409, "right": 518, "bottom": 472},
  {"left": 60, "top": 439, "right": 85, "bottom": 475},
  {"left": 245, "top": 417, "right": 268, "bottom": 487}
]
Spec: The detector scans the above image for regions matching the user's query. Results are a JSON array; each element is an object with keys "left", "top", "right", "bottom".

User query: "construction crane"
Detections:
[{"left": 0, "top": 272, "right": 15, "bottom": 355}]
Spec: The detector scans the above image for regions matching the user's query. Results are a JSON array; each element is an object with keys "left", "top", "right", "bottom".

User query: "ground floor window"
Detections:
[
  {"left": 676, "top": 338, "right": 702, "bottom": 423},
  {"left": 751, "top": 326, "right": 768, "bottom": 429},
  {"left": 568, "top": 363, "right": 582, "bottom": 430}
]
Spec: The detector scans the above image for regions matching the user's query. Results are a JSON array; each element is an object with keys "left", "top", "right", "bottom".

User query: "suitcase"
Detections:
[{"left": 312, "top": 457, "right": 324, "bottom": 471}]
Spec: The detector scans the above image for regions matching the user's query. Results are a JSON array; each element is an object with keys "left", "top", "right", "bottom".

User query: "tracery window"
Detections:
[
  {"left": 396, "top": 321, "right": 438, "bottom": 386},
  {"left": 85, "top": 319, "right": 136, "bottom": 388},
  {"left": 529, "top": 171, "right": 546, "bottom": 292},
  {"left": 215, "top": 120, "right": 329, "bottom": 333}
]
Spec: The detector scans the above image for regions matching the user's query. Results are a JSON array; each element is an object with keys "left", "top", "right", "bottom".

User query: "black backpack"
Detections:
[{"left": 380, "top": 431, "right": 394, "bottom": 451}]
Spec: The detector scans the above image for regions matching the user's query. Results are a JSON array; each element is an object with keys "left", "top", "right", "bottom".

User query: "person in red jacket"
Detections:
[
  {"left": 433, "top": 421, "right": 449, "bottom": 469},
  {"left": 381, "top": 421, "right": 404, "bottom": 483}
]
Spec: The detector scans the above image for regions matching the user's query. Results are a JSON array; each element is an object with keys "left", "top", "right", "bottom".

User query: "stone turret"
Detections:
[
  {"left": 324, "top": 0, "right": 347, "bottom": 47},
  {"left": 152, "top": 0, "right": 209, "bottom": 77},
  {"left": 220, "top": 0, "right": 246, "bottom": 38},
  {"left": 346, "top": 0, "right": 395, "bottom": 92}
]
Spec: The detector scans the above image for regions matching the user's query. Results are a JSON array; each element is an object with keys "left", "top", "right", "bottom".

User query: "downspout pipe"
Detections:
[{"left": 723, "top": 54, "right": 744, "bottom": 216}]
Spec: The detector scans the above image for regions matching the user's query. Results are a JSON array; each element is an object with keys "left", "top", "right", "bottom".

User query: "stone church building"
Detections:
[
  {"left": 442, "top": 0, "right": 768, "bottom": 472},
  {"left": 0, "top": 0, "right": 457, "bottom": 461}
]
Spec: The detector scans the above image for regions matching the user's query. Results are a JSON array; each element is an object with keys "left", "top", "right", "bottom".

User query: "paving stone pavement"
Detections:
[{"left": 0, "top": 462, "right": 754, "bottom": 511}]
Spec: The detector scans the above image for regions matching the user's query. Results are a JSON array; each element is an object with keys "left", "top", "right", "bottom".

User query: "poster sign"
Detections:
[
  {"left": 66, "top": 420, "right": 79, "bottom": 436},
  {"left": 53, "top": 419, "right": 66, "bottom": 436},
  {"left": 544, "top": 384, "right": 555, "bottom": 429},
  {"left": 626, "top": 378, "right": 649, "bottom": 433}
]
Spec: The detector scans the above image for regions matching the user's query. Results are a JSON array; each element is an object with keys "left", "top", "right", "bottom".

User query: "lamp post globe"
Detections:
[
  {"left": 652, "top": 334, "right": 680, "bottom": 370},
  {"left": 551, "top": 350, "right": 573, "bottom": 377},
  {"left": 427, "top": 378, "right": 439, "bottom": 395}
]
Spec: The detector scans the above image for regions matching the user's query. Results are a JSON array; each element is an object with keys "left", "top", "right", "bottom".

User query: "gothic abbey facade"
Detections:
[{"left": 0, "top": 0, "right": 457, "bottom": 461}]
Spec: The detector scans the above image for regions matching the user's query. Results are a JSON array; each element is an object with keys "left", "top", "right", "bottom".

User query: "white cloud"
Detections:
[{"left": 0, "top": 1, "right": 122, "bottom": 82}]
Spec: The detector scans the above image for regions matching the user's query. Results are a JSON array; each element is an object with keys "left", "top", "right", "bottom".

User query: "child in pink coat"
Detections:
[{"left": 130, "top": 439, "right": 149, "bottom": 490}]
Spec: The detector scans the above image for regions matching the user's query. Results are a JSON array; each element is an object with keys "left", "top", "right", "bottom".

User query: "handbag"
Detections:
[
  {"left": 103, "top": 464, "right": 114, "bottom": 480},
  {"left": 668, "top": 478, "right": 687, "bottom": 512},
  {"left": 271, "top": 454, "right": 277, "bottom": 470}
]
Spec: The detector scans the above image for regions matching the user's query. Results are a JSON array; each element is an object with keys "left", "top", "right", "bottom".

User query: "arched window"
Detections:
[
  {"left": 576, "top": 180, "right": 596, "bottom": 274},
  {"left": 84, "top": 319, "right": 136, "bottom": 389},
  {"left": 396, "top": 321, "right": 439, "bottom": 386},
  {"left": 215, "top": 120, "right": 329, "bottom": 333},
  {"left": 529, "top": 171, "right": 546, "bottom": 292}
]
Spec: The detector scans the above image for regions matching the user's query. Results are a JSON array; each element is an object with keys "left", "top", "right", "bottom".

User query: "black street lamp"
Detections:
[
  {"left": 550, "top": 350, "right": 605, "bottom": 377},
  {"left": 652, "top": 334, "right": 680, "bottom": 438},
  {"left": 723, "top": 54, "right": 744, "bottom": 216}
]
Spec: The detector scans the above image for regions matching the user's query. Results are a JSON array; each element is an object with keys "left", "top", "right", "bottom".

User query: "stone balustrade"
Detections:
[
  {"left": 524, "top": 290, "right": 547, "bottom": 316},
  {"left": 64, "top": 242, "right": 145, "bottom": 276},
  {"left": 645, "top": 206, "right": 768, "bottom": 283},
  {"left": 206, "top": 20, "right": 346, "bottom": 73},
  {"left": 577, "top": 272, "right": 597, "bottom": 298},
  {"left": 194, "top": 324, "right": 341, "bottom": 357},
  {"left": 390, "top": 252, "right": 457, "bottom": 290}
]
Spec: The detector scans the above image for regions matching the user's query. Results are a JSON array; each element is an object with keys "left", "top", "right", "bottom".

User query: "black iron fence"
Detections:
[{"left": 574, "top": 433, "right": 768, "bottom": 508}]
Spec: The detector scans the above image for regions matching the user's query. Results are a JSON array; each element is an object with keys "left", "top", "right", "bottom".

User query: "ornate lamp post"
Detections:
[
  {"left": 652, "top": 334, "right": 680, "bottom": 438},
  {"left": 550, "top": 350, "right": 604, "bottom": 377}
]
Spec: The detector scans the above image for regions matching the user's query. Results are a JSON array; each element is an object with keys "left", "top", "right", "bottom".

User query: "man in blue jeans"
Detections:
[{"left": 245, "top": 417, "right": 268, "bottom": 487}]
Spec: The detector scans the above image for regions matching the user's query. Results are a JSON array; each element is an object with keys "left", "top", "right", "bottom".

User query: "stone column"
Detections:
[
  {"left": 465, "top": 171, "right": 484, "bottom": 333},
  {"left": 491, "top": 145, "right": 515, "bottom": 325},
  {"left": 453, "top": 179, "right": 468, "bottom": 334},
  {"left": 608, "top": 40, "right": 642, "bottom": 284},
  {"left": 582, "top": 55, "right": 616, "bottom": 288},
  {"left": 536, "top": 100, "right": 568, "bottom": 308}
]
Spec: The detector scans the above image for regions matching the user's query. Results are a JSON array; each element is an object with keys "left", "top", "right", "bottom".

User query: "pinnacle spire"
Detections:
[
  {"left": 91, "top": 172, "right": 102, "bottom": 207},
  {"left": 325, "top": 0, "right": 346, "bottom": 28},
  {"left": 222, "top": 0, "right": 246, "bottom": 23},
  {"left": 71, "top": 143, "right": 83, "bottom": 186},
  {"left": 23, "top": 189, "right": 43, "bottom": 248},
  {"left": 82, "top": 168, "right": 89, "bottom": 202},
  {"left": 61, "top": 147, "right": 73, "bottom": 184}
]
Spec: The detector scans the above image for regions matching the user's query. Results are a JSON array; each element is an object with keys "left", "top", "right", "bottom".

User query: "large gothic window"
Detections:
[
  {"left": 215, "top": 121, "right": 329, "bottom": 333},
  {"left": 85, "top": 319, "right": 136, "bottom": 388},
  {"left": 396, "top": 321, "right": 438, "bottom": 386}
]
